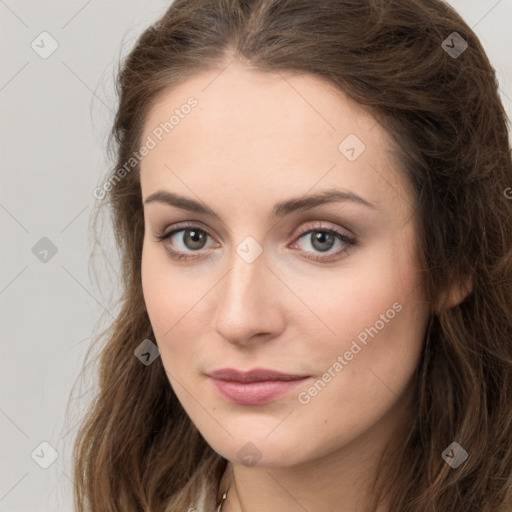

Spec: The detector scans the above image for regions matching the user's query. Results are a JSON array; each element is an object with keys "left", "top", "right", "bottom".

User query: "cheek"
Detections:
[
  {"left": 141, "top": 243, "right": 170, "bottom": 335},
  {"left": 293, "top": 294, "right": 426, "bottom": 453},
  {"left": 141, "top": 242, "right": 182, "bottom": 351},
  {"left": 291, "top": 233, "right": 424, "bottom": 362},
  {"left": 140, "top": 240, "right": 212, "bottom": 372},
  {"left": 291, "top": 237, "right": 428, "bottom": 441}
]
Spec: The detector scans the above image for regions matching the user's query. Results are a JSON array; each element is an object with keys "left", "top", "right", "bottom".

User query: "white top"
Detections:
[
  {"left": 171, "top": 477, "right": 228, "bottom": 512},
  {"left": 189, "top": 482, "right": 226, "bottom": 512},
  {"left": 194, "top": 483, "right": 208, "bottom": 511}
]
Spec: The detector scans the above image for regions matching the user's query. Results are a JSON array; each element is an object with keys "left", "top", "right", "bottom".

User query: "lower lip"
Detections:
[{"left": 209, "top": 377, "right": 310, "bottom": 405}]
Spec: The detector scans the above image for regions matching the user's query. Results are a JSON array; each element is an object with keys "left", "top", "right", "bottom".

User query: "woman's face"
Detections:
[{"left": 139, "top": 62, "right": 431, "bottom": 468}]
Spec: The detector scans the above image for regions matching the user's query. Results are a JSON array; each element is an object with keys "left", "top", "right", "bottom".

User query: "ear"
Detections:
[{"left": 441, "top": 276, "right": 473, "bottom": 310}]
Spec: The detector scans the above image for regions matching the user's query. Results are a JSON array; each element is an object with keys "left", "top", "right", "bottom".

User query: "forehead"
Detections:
[
  {"left": 139, "top": 63, "right": 410, "bottom": 214},
  {"left": 142, "top": 63, "right": 386, "bottom": 149}
]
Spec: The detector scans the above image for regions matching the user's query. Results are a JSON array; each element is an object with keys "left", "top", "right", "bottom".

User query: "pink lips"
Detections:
[{"left": 208, "top": 368, "right": 311, "bottom": 405}]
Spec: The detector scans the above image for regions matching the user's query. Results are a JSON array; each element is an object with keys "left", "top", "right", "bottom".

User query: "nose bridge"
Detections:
[
  {"left": 213, "top": 236, "right": 282, "bottom": 344},
  {"left": 221, "top": 239, "right": 268, "bottom": 315}
]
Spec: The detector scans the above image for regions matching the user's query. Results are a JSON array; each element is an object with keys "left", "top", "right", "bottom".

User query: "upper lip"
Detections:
[{"left": 208, "top": 368, "right": 309, "bottom": 382}]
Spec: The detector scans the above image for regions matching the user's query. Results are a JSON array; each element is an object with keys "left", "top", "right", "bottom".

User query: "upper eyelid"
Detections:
[{"left": 161, "top": 221, "right": 216, "bottom": 240}]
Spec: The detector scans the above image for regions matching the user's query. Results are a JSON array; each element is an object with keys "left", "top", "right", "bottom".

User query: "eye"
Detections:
[
  {"left": 152, "top": 221, "right": 356, "bottom": 262},
  {"left": 290, "top": 222, "right": 356, "bottom": 262},
  {"left": 152, "top": 222, "right": 217, "bottom": 261}
]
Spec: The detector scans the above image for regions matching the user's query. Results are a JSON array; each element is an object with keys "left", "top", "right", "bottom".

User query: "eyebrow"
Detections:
[{"left": 143, "top": 188, "right": 377, "bottom": 219}]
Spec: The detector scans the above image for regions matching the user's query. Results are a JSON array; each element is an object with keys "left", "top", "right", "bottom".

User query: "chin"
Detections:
[{"left": 204, "top": 431, "right": 307, "bottom": 468}]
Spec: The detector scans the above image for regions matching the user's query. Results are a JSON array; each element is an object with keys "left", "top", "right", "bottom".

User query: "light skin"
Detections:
[{"left": 139, "top": 61, "right": 433, "bottom": 511}]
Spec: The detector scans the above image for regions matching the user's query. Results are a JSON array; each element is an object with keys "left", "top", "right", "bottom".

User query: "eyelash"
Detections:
[{"left": 152, "top": 221, "right": 356, "bottom": 262}]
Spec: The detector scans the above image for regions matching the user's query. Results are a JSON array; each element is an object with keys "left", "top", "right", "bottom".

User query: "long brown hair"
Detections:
[{"left": 71, "top": 0, "right": 512, "bottom": 510}]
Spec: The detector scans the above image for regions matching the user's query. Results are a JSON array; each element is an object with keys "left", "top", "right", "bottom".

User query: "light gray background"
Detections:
[{"left": 1, "top": 1, "right": 511, "bottom": 511}]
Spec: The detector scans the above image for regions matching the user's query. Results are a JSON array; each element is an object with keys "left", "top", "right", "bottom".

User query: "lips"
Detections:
[
  {"left": 207, "top": 367, "right": 311, "bottom": 405},
  {"left": 208, "top": 367, "right": 309, "bottom": 382}
]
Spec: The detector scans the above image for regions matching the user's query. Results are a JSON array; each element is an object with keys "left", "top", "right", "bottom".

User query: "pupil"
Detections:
[
  {"left": 185, "top": 230, "right": 205, "bottom": 249},
  {"left": 312, "top": 231, "right": 334, "bottom": 252}
]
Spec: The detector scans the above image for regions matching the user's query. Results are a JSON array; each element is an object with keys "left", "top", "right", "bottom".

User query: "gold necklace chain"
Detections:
[{"left": 218, "top": 485, "right": 229, "bottom": 512}]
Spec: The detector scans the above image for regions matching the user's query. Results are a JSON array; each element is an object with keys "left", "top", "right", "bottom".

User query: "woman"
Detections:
[{"left": 72, "top": 0, "right": 512, "bottom": 510}]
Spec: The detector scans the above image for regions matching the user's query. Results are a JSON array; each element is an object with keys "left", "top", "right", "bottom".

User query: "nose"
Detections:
[{"left": 213, "top": 246, "right": 286, "bottom": 347}]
